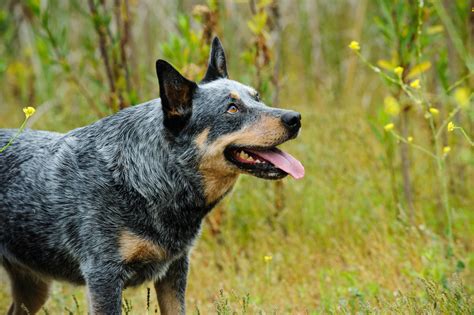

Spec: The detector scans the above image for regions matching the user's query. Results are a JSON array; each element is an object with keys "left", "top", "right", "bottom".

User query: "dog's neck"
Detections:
[{"left": 91, "top": 102, "right": 212, "bottom": 216}]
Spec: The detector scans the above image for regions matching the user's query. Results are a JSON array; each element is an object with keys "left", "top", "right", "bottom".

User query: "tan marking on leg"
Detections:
[
  {"left": 119, "top": 231, "right": 166, "bottom": 263},
  {"left": 155, "top": 282, "right": 182, "bottom": 315},
  {"left": 198, "top": 115, "right": 287, "bottom": 204},
  {"left": 4, "top": 260, "right": 50, "bottom": 315}
]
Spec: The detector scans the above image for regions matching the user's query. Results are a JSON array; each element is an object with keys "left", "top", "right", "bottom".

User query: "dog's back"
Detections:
[
  {"left": 0, "top": 128, "right": 63, "bottom": 224},
  {"left": 0, "top": 128, "right": 63, "bottom": 210}
]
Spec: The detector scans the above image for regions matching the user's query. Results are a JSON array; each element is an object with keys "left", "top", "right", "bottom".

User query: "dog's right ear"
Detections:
[
  {"left": 201, "top": 37, "right": 228, "bottom": 83},
  {"left": 156, "top": 59, "right": 197, "bottom": 133}
]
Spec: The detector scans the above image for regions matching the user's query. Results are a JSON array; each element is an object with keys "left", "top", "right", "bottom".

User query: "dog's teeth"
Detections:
[
  {"left": 248, "top": 156, "right": 254, "bottom": 162},
  {"left": 256, "top": 159, "right": 261, "bottom": 163}
]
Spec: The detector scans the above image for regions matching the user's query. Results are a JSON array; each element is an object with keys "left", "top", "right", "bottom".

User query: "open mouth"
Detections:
[{"left": 224, "top": 146, "right": 305, "bottom": 180}]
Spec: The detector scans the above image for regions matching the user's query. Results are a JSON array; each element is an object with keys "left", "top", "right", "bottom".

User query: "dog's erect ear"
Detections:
[
  {"left": 156, "top": 59, "right": 197, "bottom": 133},
  {"left": 201, "top": 37, "right": 228, "bottom": 83}
]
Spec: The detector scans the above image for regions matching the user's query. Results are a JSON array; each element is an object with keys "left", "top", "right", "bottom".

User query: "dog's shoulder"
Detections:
[{"left": 0, "top": 129, "right": 62, "bottom": 172}]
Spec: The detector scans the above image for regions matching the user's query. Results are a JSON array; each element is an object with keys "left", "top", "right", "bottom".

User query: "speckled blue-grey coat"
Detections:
[{"left": 0, "top": 37, "right": 302, "bottom": 315}]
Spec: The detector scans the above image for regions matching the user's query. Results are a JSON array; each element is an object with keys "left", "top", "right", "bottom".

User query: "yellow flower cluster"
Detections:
[
  {"left": 429, "top": 107, "right": 439, "bottom": 116},
  {"left": 443, "top": 146, "right": 451, "bottom": 154},
  {"left": 384, "top": 96, "right": 400, "bottom": 116},
  {"left": 394, "top": 66, "right": 404, "bottom": 77},
  {"left": 348, "top": 41, "right": 360, "bottom": 51},
  {"left": 384, "top": 123, "right": 395, "bottom": 132},
  {"left": 0, "top": 106, "right": 37, "bottom": 154},
  {"left": 454, "top": 87, "right": 470, "bottom": 109},
  {"left": 264, "top": 255, "right": 273, "bottom": 262},
  {"left": 23, "top": 107, "right": 36, "bottom": 119},
  {"left": 447, "top": 122, "right": 455, "bottom": 132},
  {"left": 410, "top": 79, "right": 421, "bottom": 89}
]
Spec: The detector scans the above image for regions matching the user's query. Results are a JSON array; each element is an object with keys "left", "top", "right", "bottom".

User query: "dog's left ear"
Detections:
[
  {"left": 156, "top": 59, "right": 197, "bottom": 133},
  {"left": 201, "top": 37, "right": 228, "bottom": 83}
]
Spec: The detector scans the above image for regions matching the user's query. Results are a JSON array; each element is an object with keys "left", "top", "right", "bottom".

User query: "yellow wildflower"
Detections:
[
  {"left": 348, "top": 41, "right": 360, "bottom": 51},
  {"left": 410, "top": 79, "right": 421, "bottom": 89},
  {"left": 443, "top": 146, "right": 451, "bottom": 154},
  {"left": 384, "top": 96, "right": 400, "bottom": 116},
  {"left": 394, "top": 66, "right": 404, "bottom": 77},
  {"left": 426, "top": 25, "right": 443, "bottom": 35},
  {"left": 407, "top": 136, "right": 413, "bottom": 143},
  {"left": 377, "top": 59, "right": 395, "bottom": 71},
  {"left": 384, "top": 123, "right": 395, "bottom": 132},
  {"left": 6, "top": 61, "right": 28, "bottom": 77},
  {"left": 453, "top": 87, "right": 470, "bottom": 109},
  {"left": 264, "top": 255, "right": 273, "bottom": 262},
  {"left": 23, "top": 106, "right": 36, "bottom": 118},
  {"left": 447, "top": 122, "right": 455, "bottom": 132},
  {"left": 407, "top": 62, "right": 431, "bottom": 79},
  {"left": 429, "top": 107, "right": 439, "bottom": 116}
]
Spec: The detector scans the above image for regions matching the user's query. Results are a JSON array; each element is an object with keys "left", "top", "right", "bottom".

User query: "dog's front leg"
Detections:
[
  {"left": 84, "top": 264, "right": 124, "bottom": 315},
  {"left": 154, "top": 255, "right": 189, "bottom": 315}
]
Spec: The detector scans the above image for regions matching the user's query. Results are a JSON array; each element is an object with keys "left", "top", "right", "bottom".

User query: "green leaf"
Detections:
[
  {"left": 247, "top": 12, "right": 267, "bottom": 35},
  {"left": 456, "top": 260, "right": 465, "bottom": 272}
]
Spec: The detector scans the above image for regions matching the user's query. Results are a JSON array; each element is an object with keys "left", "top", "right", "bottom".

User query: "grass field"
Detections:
[{"left": 0, "top": 0, "right": 473, "bottom": 313}]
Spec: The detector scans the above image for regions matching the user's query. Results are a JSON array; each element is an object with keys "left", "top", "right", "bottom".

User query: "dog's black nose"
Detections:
[{"left": 281, "top": 111, "right": 301, "bottom": 131}]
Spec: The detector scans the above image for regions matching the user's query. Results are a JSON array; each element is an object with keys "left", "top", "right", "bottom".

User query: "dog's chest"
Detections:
[{"left": 123, "top": 259, "right": 174, "bottom": 287}]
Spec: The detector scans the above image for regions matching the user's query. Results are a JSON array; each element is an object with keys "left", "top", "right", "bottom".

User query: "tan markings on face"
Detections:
[
  {"left": 199, "top": 152, "right": 238, "bottom": 205},
  {"left": 195, "top": 128, "right": 210, "bottom": 149},
  {"left": 119, "top": 230, "right": 166, "bottom": 263},
  {"left": 248, "top": 88, "right": 258, "bottom": 97},
  {"left": 198, "top": 115, "right": 287, "bottom": 204},
  {"left": 155, "top": 282, "right": 181, "bottom": 315},
  {"left": 229, "top": 90, "right": 240, "bottom": 100}
]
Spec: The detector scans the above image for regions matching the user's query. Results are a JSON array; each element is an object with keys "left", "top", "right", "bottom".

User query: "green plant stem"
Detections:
[
  {"left": 0, "top": 117, "right": 28, "bottom": 153},
  {"left": 428, "top": 116, "right": 454, "bottom": 252},
  {"left": 432, "top": 0, "right": 474, "bottom": 73},
  {"left": 437, "top": 153, "right": 453, "bottom": 253},
  {"left": 415, "top": 0, "right": 423, "bottom": 63},
  {"left": 447, "top": 73, "right": 473, "bottom": 93},
  {"left": 456, "top": 127, "right": 474, "bottom": 146},
  {"left": 435, "top": 106, "right": 462, "bottom": 139},
  {"left": 355, "top": 52, "right": 425, "bottom": 111},
  {"left": 389, "top": 131, "right": 437, "bottom": 159},
  {"left": 355, "top": 52, "right": 399, "bottom": 85}
]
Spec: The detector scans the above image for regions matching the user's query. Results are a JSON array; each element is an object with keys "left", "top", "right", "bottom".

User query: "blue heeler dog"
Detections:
[{"left": 0, "top": 37, "right": 304, "bottom": 315}]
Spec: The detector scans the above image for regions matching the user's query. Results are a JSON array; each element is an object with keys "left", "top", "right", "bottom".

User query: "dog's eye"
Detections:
[{"left": 226, "top": 104, "right": 239, "bottom": 114}]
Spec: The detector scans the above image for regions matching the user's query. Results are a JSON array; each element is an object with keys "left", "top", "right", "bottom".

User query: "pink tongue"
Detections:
[{"left": 248, "top": 148, "right": 305, "bottom": 179}]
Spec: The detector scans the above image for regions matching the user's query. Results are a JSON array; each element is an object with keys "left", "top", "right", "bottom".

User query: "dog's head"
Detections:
[{"left": 156, "top": 37, "right": 304, "bottom": 202}]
